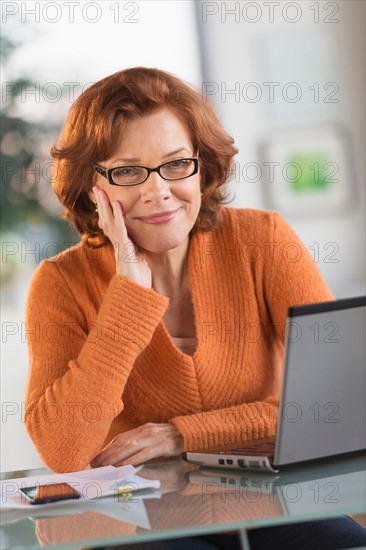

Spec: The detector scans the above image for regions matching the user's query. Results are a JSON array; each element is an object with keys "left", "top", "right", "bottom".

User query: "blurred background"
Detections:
[{"left": 1, "top": 0, "right": 365, "bottom": 472}]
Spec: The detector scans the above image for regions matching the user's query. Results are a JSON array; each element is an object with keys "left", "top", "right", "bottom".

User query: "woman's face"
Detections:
[{"left": 93, "top": 108, "right": 202, "bottom": 253}]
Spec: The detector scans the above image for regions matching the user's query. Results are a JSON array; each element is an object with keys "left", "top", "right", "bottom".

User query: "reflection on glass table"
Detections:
[{"left": 1, "top": 455, "right": 365, "bottom": 550}]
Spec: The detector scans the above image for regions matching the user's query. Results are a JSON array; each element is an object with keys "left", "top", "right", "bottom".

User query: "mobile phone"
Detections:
[{"left": 20, "top": 482, "right": 81, "bottom": 505}]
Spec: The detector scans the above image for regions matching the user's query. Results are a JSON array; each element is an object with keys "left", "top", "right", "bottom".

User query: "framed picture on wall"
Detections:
[{"left": 258, "top": 123, "right": 357, "bottom": 217}]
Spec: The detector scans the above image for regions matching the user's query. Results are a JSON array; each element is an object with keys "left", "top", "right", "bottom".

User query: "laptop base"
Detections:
[{"left": 182, "top": 451, "right": 279, "bottom": 473}]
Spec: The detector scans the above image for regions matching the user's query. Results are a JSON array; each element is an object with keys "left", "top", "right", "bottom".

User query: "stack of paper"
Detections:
[{"left": 0, "top": 465, "right": 160, "bottom": 510}]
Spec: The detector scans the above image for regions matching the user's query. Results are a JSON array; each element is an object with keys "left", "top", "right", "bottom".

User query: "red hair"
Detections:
[{"left": 51, "top": 67, "right": 238, "bottom": 247}]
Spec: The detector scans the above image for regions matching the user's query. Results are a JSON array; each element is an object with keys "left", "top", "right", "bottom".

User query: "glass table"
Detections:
[{"left": 1, "top": 454, "right": 365, "bottom": 549}]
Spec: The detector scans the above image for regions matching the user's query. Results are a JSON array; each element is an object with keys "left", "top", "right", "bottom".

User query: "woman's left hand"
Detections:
[{"left": 90, "top": 423, "right": 184, "bottom": 468}]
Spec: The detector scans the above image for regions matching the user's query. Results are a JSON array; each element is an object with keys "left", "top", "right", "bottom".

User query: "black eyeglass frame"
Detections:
[{"left": 93, "top": 157, "right": 199, "bottom": 187}]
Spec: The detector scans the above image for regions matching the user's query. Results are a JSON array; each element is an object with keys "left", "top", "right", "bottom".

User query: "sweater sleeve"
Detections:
[
  {"left": 169, "top": 211, "right": 335, "bottom": 451},
  {"left": 25, "top": 259, "right": 169, "bottom": 473}
]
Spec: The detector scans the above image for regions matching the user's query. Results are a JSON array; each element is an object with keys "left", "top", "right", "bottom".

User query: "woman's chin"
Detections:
[{"left": 134, "top": 234, "right": 187, "bottom": 254}]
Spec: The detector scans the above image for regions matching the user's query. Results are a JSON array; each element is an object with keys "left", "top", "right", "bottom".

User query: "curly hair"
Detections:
[{"left": 51, "top": 67, "right": 238, "bottom": 247}]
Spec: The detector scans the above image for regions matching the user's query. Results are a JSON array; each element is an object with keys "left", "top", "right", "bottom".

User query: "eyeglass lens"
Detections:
[{"left": 112, "top": 159, "right": 195, "bottom": 186}]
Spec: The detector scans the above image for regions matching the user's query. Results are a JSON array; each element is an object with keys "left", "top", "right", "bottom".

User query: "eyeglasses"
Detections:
[{"left": 94, "top": 157, "right": 199, "bottom": 187}]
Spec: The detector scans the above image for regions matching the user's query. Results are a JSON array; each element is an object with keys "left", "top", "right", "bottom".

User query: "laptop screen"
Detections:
[{"left": 274, "top": 296, "right": 366, "bottom": 466}]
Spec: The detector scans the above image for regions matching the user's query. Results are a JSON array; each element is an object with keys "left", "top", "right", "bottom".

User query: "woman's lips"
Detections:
[{"left": 136, "top": 208, "right": 180, "bottom": 224}]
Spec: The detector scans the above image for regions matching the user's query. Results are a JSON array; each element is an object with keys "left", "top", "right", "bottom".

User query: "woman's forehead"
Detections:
[{"left": 106, "top": 112, "right": 193, "bottom": 165}]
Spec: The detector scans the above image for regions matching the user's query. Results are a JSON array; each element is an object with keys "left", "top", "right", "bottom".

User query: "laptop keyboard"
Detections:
[{"left": 222, "top": 441, "right": 275, "bottom": 456}]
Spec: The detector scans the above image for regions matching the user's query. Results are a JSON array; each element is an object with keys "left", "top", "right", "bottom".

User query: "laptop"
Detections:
[{"left": 182, "top": 296, "right": 366, "bottom": 473}]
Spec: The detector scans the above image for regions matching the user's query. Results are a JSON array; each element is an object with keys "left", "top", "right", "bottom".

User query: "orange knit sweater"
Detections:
[{"left": 25, "top": 207, "right": 334, "bottom": 473}]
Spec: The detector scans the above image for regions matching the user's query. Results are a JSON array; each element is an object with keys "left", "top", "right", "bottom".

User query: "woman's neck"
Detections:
[{"left": 144, "top": 237, "right": 190, "bottom": 298}]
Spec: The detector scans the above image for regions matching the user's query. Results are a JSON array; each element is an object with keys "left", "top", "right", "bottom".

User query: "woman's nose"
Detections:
[{"left": 139, "top": 172, "right": 171, "bottom": 203}]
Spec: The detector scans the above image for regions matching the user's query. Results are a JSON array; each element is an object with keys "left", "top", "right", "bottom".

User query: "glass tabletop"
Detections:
[{"left": 1, "top": 455, "right": 365, "bottom": 549}]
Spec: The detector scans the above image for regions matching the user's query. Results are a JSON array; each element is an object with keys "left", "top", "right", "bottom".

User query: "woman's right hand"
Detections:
[{"left": 93, "top": 186, "right": 152, "bottom": 289}]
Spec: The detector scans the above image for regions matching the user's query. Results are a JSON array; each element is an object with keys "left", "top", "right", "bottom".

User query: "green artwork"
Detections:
[{"left": 287, "top": 152, "right": 331, "bottom": 193}]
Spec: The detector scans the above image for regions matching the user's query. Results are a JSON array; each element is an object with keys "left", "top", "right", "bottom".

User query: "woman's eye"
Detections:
[
  {"left": 170, "top": 160, "right": 187, "bottom": 168},
  {"left": 115, "top": 168, "right": 136, "bottom": 176}
]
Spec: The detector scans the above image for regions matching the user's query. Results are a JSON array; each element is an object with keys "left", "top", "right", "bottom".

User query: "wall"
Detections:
[{"left": 194, "top": 0, "right": 365, "bottom": 298}]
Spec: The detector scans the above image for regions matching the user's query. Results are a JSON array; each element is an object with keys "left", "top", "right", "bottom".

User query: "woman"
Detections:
[{"left": 25, "top": 67, "right": 366, "bottom": 549}]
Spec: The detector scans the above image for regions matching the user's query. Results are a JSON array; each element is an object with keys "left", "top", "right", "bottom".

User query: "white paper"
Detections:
[
  {"left": 1, "top": 474, "right": 161, "bottom": 534},
  {"left": 106, "top": 473, "right": 161, "bottom": 496},
  {"left": 0, "top": 464, "right": 138, "bottom": 509}
]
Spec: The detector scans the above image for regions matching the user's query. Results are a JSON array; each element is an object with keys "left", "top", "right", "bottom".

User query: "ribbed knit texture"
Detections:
[{"left": 25, "top": 208, "right": 334, "bottom": 473}]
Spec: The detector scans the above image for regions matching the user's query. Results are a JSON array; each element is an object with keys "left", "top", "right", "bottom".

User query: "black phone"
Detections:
[{"left": 20, "top": 482, "right": 81, "bottom": 505}]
